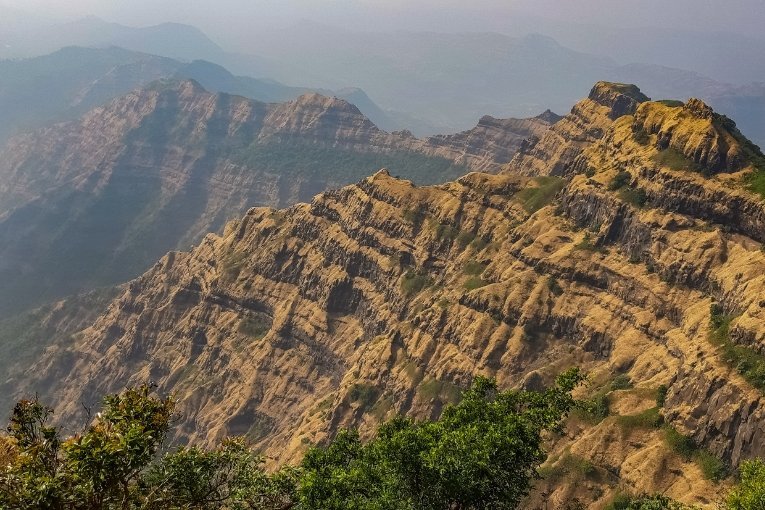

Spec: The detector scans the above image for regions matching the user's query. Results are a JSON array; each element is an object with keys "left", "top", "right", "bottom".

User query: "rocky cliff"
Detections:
[
  {"left": 0, "top": 79, "right": 553, "bottom": 316},
  {"left": 8, "top": 82, "right": 765, "bottom": 508}
]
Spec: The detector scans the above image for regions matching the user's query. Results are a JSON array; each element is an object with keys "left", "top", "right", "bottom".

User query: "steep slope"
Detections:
[
  {"left": 12, "top": 82, "right": 765, "bottom": 507},
  {"left": 0, "top": 47, "right": 400, "bottom": 144},
  {"left": 0, "top": 79, "right": 555, "bottom": 316}
]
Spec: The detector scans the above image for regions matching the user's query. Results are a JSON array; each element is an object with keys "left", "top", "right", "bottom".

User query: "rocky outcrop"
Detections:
[
  {"left": 9, "top": 82, "right": 765, "bottom": 508},
  {"left": 503, "top": 81, "right": 649, "bottom": 177},
  {"left": 0, "top": 80, "right": 551, "bottom": 316}
]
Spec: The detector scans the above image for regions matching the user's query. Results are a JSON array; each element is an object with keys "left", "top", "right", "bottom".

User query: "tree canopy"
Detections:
[{"left": 0, "top": 370, "right": 586, "bottom": 509}]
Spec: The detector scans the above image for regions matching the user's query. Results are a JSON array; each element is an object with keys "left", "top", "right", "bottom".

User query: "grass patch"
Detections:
[
  {"left": 348, "top": 383, "right": 380, "bottom": 409},
  {"left": 652, "top": 148, "right": 701, "bottom": 173},
  {"left": 656, "top": 385, "right": 668, "bottom": 407},
  {"left": 618, "top": 186, "right": 648, "bottom": 207},
  {"left": 463, "top": 277, "right": 490, "bottom": 291},
  {"left": 547, "top": 277, "right": 563, "bottom": 296},
  {"left": 401, "top": 270, "right": 432, "bottom": 296},
  {"left": 746, "top": 168, "right": 765, "bottom": 200},
  {"left": 573, "top": 389, "right": 610, "bottom": 424},
  {"left": 418, "top": 378, "right": 463, "bottom": 404},
  {"left": 657, "top": 99, "right": 684, "bottom": 107},
  {"left": 615, "top": 407, "right": 662, "bottom": 432},
  {"left": 514, "top": 176, "right": 566, "bottom": 213},
  {"left": 709, "top": 305, "right": 765, "bottom": 391},
  {"left": 538, "top": 453, "right": 597, "bottom": 482},
  {"left": 463, "top": 260, "right": 488, "bottom": 276},
  {"left": 574, "top": 232, "right": 602, "bottom": 252},
  {"left": 238, "top": 316, "right": 270, "bottom": 339},
  {"left": 221, "top": 249, "right": 248, "bottom": 281},
  {"left": 609, "top": 170, "right": 632, "bottom": 191},
  {"left": 610, "top": 374, "right": 633, "bottom": 391},
  {"left": 663, "top": 426, "right": 728, "bottom": 481},
  {"left": 456, "top": 231, "right": 476, "bottom": 249}
]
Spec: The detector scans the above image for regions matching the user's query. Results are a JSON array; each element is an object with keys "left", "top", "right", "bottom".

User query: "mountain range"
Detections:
[
  {"left": 3, "top": 81, "right": 764, "bottom": 508},
  {"left": 0, "top": 78, "right": 555, "bottom": 317}
]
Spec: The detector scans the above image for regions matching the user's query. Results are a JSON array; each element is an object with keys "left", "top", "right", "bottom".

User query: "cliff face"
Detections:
[
  {"left": 8, "top": 81, "right": 765, "bottom": 507},
  {"left": 0, "top": 80, "right": 552, "bottom": 316}
]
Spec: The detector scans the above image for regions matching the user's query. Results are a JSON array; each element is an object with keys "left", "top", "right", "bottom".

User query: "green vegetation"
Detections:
[
  {"left": 609, "top": 170, "right": 632, "bottom": 191},
  {"left": 610, "top": 374, "right": 633, "bottom": 391},
  {"left": 400, "top": 270, "right": 433, "bottom": 296},
  {"left": 619, "top": 186, "right": 649, "bottom": 208},
  {"left": 0, "top": 371, "right": 585, "bottom": 509},
  {"left": 709, "top": 305, "right": 765, "bottom": 391},
  {"left": 455, "top": 231, "right": 476, "bottom": 249},
  {"left": 656, "top": 384, "right": 668, "bottom": 407},
  {"left": 538, "top": 453, "right": 597, "bottom": 482},
  {"left": 746, "top": 168, "right": 765, "bottom": 200},
  {"left": 574, "top": 232, "right": 601, "bottom": 252},
  {"left": 573, "top": 387, "right": 610, "bottom": 424},
  {"left": 348, "top": 383, "right": 381, "bottom": 409},
  {"left": 657, "top": 99, "right": 685, "bottom": 108},
  {"left": 463, "top": 260, "right": 488, "bottom": 276},
  {"left": 605, "top": 493, "right": 695, "bottom": 509},
  {"left": 728, "top": 459, "right": 765, "bottom": 509},
  {"left": 235, "top": 141, "right": 468, "bottom": 186},
  {"left": 652, "top": 148, "right": 701, "bottom": 173},
  {"left": 663, "top": 426, "right": 727, "bottom": 482},
  {"left": 463, "top": 277, "right": 490, "bottom": 291},
  {"left": 238, "top": 316, "right": 270, "bottom": 339},
  {"left": 615, "top": 407, "right": 662, "bottom": 432},
  {"left": 514, "top": 176, "right": 567, "bottom": 213},
  {"left": 547, "top": 276, "right": 563, "bottom": 296}
]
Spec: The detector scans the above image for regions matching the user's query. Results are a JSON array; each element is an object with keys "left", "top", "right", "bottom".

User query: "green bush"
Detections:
[
  {"left": 656, "top": 385, "right": 668, "bottom": 408},
  {"left": 401, "top": 270, "right": 432, "bottom": 296},
  {"left": 463, "top": 260, "right": 488, "bottom": 275},
  {"left": 728, "top": 459, "right": 765, "bottom": 509},
  {"left": 609, "top": 171, "right": 632, "bottom": 191},
  {"left": 619, "top": 187, "right": 648, "bottom": 207},
  {"left": 463, "top": 277, "right": 489, "bottom": 291},
  {"left": 514, "top": 176, "right": 566, "bottom": 213},
  {"left": 615, "top": 407, "right": 662, "bottom": 431},
  {"left": 610, "top": 374, "right": 633, "bottom": 391}
]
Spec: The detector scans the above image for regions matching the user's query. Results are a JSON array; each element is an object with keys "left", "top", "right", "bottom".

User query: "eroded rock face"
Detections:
[
  {"left": 9, "top": 82, "right": 765, "bottom": 508},
  {"left": 503, "top": 81, "right": 649, "bottom": 177},
  {"left": 0, "top": 80, "right": 552, "bottom": 316}
]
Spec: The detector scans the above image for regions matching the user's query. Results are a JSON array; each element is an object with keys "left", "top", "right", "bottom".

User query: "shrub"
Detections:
[
  {"left": 463, "top": 260, "right": 488, "bottom": 275},
  {"left": 728, "top": 459, "right": 765, "bottom": 509},
  {"left": 609, "top": 171, "right": 632, "bottom": 191},
  {"left": 656, "top": 385, "right": 668, "bottom": 407},
  {"left": 619, "top": 187, "right": 648, "bottom": 207},
  {"left": 610, "top": 374, "right": 633, "bottom": 391},
  {"left": 401, "top": 270, "right": 432, "bottom": 296},
  {"left": 615, "top": 407, "right": 662, "bottom": 432},
  {"left": 514, "top": 176, "right": 566, "bottom": 213},
  {"left": 463, "top": 277, "right": 489, "bottom": 291}
]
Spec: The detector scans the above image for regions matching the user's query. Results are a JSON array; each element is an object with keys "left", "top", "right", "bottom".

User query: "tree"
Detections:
[
  {"left": 727, "top": 459, "right": 765, "bottom": 510},
  {"left": 297, "top": 369, "right": 584, "bottom": 510},
  {"left": 0, "top": 385, "right": 174, "bottom": 510}
]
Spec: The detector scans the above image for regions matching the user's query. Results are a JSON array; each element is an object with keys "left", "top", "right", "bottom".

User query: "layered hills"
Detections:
[
  {"left": 7, "top": 82, "right": 765, "bottom": 507},
  {"left": 0, "top": 46, "right": 399, "bottom": 143},
  {"left": 0, "top": 79, "right": 556, "bottom": 316}
]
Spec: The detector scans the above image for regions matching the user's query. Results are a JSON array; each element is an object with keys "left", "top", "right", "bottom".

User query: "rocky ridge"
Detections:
[
  {"left": 8, "top": 82, "right": 765, "bottom": 507},
  {"left": 0, "top": 79, "right": 555, "bottom": 316}
]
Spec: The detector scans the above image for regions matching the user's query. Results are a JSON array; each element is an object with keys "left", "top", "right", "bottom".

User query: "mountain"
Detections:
[
  {"left": 0, "top": 79, "right": 556, "bottom": 317},
  {"left": 0, "top": 47, "right": 400, "bottom": 144},
  {"left": 228, "top": 22, "right": 765, "bottom": 146},
  {"left": 0, "top": 16, "right": 228, "bottom": 63},
  {"left": 6, "top": 82, "right": 765, "bottom": 507}
]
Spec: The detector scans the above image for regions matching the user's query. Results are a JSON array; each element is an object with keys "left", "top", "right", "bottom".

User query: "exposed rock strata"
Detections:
[{"left": 10, "top": 82, "right": 765, "bottom": 508}]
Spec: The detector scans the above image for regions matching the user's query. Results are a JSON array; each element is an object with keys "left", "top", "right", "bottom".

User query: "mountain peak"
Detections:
[{"left": 588, "top": 81, "right": 650, "bottom": 119}]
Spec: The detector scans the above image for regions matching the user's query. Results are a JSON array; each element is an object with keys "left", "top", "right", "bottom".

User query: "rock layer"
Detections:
[
  {"left": 0, "top": 80, "right": 554, "bottom": 316},
  {"left": 9, "top": 82, "right": 765, "bottom": 508}
]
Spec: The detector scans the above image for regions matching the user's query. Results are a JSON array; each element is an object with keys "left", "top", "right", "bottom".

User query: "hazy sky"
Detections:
[{"left": 2, "top": 0, "right": 764, "bottom": 45}]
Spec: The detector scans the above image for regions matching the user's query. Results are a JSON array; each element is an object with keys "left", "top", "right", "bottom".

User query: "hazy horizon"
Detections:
[{"left": 3, "top": 0, "right": 765, "bottom": 48}]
